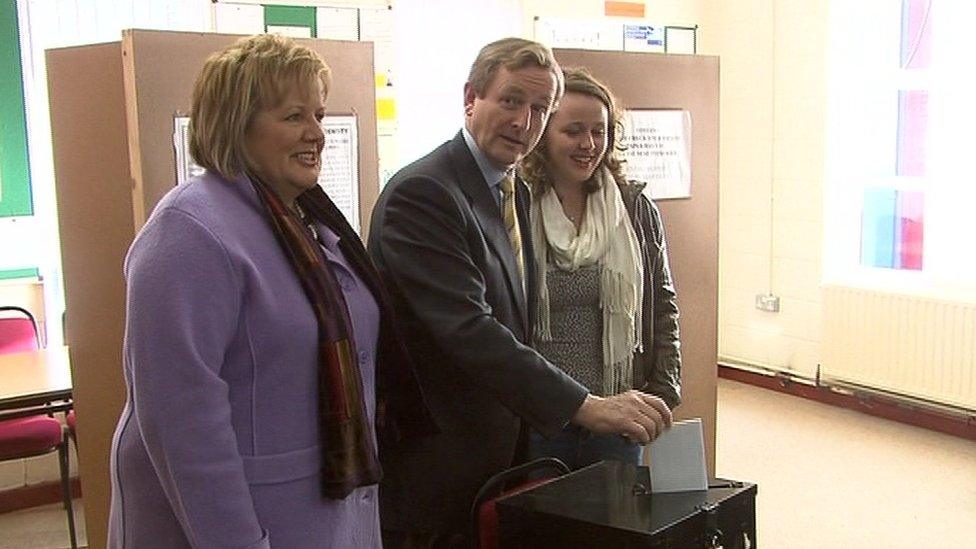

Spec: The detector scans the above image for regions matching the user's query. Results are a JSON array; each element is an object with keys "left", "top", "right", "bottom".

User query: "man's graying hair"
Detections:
[{"left": 467, "top": 37, "right": 564, "bottom": 100}]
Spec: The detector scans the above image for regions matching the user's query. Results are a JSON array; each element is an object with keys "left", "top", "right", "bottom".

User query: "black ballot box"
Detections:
[{"left": 495, "top": 460, "right": 757, "bottom": 548}]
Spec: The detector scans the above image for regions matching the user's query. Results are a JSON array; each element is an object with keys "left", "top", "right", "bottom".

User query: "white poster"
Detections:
[
  {"left": 360, "top": 7, "right": 395, "bottom": 79},
  {"left": 173, "top": 116, "right": 205, "bottom": 185},
  {"left": 534, "top": 17, "right": 623, "bottom": 51},
  {"left": 620, "top": 110, "right": 692, "bottom": 200},
  {"left": 317, "top": 7, "right": 359, "bottom": 41},
  {"left": 665, "top": 26, "right": 697, "bottom": 54},
  {"left": 319, "top": 115, "right": 360, "bottom": 233},
  {"left": 213, "top": 3, "right": 264, "bottom": 35}
]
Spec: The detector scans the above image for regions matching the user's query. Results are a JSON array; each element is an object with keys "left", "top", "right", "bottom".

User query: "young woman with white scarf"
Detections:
[{"left": 518, "top": 68, "right": 682, "bottom": 468}]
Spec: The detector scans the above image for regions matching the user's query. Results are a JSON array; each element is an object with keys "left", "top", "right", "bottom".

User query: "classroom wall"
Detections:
[
  {"left": 521, "top": 0, "right": 704, "bottom": 33},
  {"left": 699, "top": 0, "right": 827, "bottom": 376}
]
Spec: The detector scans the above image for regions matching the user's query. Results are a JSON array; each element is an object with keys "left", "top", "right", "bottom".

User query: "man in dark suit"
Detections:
[{"left": 368, "top": 37, "right": 672, "bottom": 547}]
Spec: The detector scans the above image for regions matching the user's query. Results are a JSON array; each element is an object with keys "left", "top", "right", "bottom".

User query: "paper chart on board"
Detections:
[{"left": 318, "top": 114, "right": 360, "bottom": 233}]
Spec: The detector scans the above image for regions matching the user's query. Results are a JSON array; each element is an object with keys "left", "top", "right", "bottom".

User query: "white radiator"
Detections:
[{"left": 822, "top": 285, "right": 976, "bottom": 410}]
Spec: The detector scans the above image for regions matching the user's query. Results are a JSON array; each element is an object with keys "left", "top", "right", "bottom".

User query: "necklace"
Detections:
[
  {"left": 293, "top": 202, "right": 321, "bottom": 243},
  {"left": 563, "top": 205, "right": 585, "bottom": 225}
]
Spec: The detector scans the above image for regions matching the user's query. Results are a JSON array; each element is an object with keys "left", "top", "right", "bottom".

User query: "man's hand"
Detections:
[{"left": 571, "top": 390, "right": 673, "bottom": 444}]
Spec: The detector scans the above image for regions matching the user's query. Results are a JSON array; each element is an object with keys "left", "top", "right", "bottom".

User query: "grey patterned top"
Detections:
[{"left": 535, "top": 263, "right": 607, "bottom": 395}]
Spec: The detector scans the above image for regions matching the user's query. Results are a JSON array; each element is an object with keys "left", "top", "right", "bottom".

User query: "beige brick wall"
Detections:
[{"left": 701, "top": 0, "right": 827, "bottom": 374}]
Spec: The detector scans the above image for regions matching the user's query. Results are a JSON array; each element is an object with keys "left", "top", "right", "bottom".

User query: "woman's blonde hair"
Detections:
[
  {"left": 519, "top": 68, "right": 626, "bottom": 195},
  {"left": 189, "top": 34, "right": 331, "bottom": 180}
]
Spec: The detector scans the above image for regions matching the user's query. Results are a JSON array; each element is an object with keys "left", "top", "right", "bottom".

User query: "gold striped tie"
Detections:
[{"left": 499, "top": 175, "right": 525, "bottom": 284}]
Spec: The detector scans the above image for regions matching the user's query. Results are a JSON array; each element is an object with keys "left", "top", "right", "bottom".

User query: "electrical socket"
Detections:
[{"left": 755, "top": 293, "right": 781, "bottom": 312}]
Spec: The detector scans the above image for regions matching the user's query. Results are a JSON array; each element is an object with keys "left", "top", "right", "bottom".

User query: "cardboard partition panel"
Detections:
[
  {"left": 554, "top": 49, "right": 721, "bottom": 475},
  {"left": 48, "top": 41, "right": 131, "bottom": 549},
  {"left": 48, "top": 30, "right": 379, "bottom": 548}
]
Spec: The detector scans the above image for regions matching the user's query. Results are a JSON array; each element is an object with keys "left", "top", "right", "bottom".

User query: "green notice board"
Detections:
[
  {"left": 0, "top": 267, "right": 39, "bottom": 280},
  {"left": 0, "top": 1, "right": 32, "bottom": 217},
  {"left": 264, "top": 5, "right": 317, "bottom": 37}
]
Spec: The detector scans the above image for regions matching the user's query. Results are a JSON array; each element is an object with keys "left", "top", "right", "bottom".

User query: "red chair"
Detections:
[
  {"left": 0, "top": 306, "right": 41, "bottom": 354},
  {"left": 0, "top": 306, "right": 78, "bottom": 549},
  {"left": 471, "top": 457, "right": 571, "bottom": 549},
  {"left": 66, "top": 409, "right": 77, "bottom": 445}
]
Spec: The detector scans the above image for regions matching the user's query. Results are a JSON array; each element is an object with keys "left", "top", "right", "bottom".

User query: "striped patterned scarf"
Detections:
[{"left": 248, "top": 174, "right": 380, "bottom": 499}]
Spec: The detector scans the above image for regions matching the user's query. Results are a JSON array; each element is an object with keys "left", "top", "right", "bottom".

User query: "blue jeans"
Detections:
[{"left": 529, "top": 425, "right": 642, "bottom": 470}]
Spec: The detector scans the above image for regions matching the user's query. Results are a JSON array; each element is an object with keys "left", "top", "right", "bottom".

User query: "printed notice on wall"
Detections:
[
  {"left": 623, "top": 24, "right": 664, "bottom": 53},
  {"left": 319, "top": 115, "right": 360, "bottom": 233},
  {"left": 620, "top": 109, "right": 691, "bottom": 200},
  {"left": 174, "top": 116, "right": 205, "bottom": 185}
]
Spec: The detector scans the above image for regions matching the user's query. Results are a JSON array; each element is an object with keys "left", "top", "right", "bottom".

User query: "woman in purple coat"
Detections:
[{"left": 107, "top": 34, "right": 434, "bottom": 548}]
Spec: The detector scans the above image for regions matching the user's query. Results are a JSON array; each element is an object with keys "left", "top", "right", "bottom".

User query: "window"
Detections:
[
  {"left": 826, "top": 1, "right": 976, "bottom": 298},
  {"left": 860, "top": 187, "right": 923, "bottom": 270}
]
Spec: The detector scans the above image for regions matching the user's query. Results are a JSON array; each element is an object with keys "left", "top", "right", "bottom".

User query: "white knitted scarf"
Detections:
[{"left": 530, "top": 166, "right": 643, "bottom": 395}]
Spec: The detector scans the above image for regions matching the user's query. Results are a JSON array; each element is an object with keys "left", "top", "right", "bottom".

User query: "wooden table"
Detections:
[{"left": 0, "top": 346, "right": 73, "bottom": 420}]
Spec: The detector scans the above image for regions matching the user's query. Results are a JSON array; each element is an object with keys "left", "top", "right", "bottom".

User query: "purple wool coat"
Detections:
[{"left": 108, "top": 173, "right": 387, "bottom": 548}]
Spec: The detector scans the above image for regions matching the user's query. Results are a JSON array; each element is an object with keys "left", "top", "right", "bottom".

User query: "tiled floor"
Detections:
[
  {"left": 0, "top": 499, "right": 85, "bottom": 548},
  {"left": 716, "top": 378, "right": 976, "bottom": 548},
  {"left": 2, "top": 380, "right": 974, "bottom": 547}
]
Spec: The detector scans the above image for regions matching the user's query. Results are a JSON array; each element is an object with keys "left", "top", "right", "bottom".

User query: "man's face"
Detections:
[{"left": 464, "top": 65, "right": 558, "bottom": 170}]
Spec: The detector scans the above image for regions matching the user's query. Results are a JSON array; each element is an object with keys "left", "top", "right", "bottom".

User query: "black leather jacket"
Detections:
[{"left": 619, "top": 181, "right": 682, "bottom": 409}]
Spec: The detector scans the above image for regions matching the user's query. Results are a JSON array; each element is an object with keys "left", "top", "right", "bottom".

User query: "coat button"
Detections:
[{"left": 338, "top": 273, "right": 355, "bottom": 291}]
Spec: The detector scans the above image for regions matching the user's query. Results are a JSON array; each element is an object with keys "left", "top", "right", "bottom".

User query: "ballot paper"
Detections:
[{"left": 647, "top": 418, "right": 708, "bottom": 493}]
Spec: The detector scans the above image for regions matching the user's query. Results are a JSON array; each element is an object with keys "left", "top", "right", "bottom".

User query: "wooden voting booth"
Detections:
[
  {"left": 553, "top": 49, "right": 721, "bottom": 475},
  {"left": 47, "top": 29, "right": 378, "bottom": 548}
]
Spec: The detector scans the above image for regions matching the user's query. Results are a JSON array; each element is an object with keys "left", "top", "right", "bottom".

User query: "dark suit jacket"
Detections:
[{"left": 368, "top": 132, "right": 589, "bottom": 533}]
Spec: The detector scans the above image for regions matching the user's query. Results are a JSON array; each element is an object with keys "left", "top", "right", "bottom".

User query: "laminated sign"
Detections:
[{"left": 621, "top": 109, "right": 692, "bottom": 200}]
